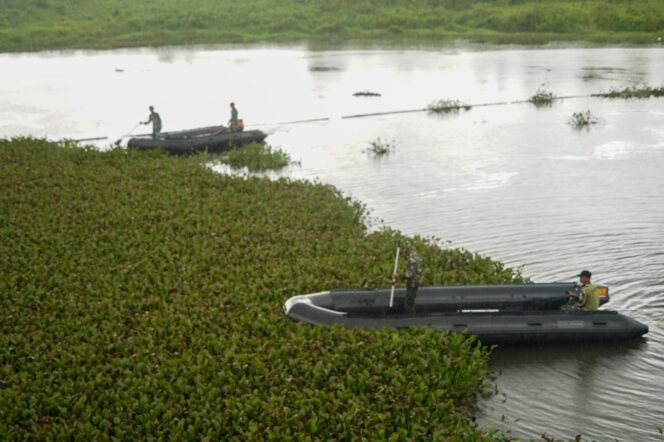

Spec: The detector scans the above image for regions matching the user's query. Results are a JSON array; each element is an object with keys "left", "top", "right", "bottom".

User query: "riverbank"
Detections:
[
  {"left": 1, "top": 0, "right": 662, "bottom": 53},
  {"left": 0, "top": 138, "right": 526, "bottom": 439}
]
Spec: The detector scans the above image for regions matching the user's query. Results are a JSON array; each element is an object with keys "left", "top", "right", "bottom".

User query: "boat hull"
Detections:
[
  {"left": 127, "top": 127, "right": 267, "bottom": 155},
  {"left": 283, "top": 285, "right": 647, "bottom": 344}
]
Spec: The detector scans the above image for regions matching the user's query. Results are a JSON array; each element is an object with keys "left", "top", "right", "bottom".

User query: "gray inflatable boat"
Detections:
[
  {"left": 283, "top": 283, "right": 648, "bottom": 344},
  {"left": 127, "top": 125, "right": 267, "bottom": 155}
]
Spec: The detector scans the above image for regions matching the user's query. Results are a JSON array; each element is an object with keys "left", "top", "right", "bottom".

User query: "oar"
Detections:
[
  {"left": 114, "top": 122, "right": 142, "bottom": 146},
  {"left": 72, "top": 136, "right": 108, "bottom": 142},
  {"left": 389, "top": 242, "right": 401, "bottom": 308}
]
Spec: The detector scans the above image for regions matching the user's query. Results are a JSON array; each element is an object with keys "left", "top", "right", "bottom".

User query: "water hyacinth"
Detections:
[
  {"left": 427, "top": 99, "right": 472, "bottom": 114},
  {"left": 220, "top": 142, "right": 291, "bottom": 171},
  {"left": 529, "top": 89, "right": 555, "bottom": 107},
  {"left": 353, "top": 90, "right": 382, "bottom": 97},
  {"left": 593, "top": 85, "right": 664, "bottom": 99},
  {"left": 568, "top": 110, "right": 599, "bottom": 128},
  {"left": 1, "top": 138, "right": 526, "bottom": 440},
  {"left": 363, "top": 137, "right": 395, "bottom": 158}
]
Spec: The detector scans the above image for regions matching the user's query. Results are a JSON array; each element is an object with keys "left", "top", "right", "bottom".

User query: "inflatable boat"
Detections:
[
  {"left": 127, "top": 125, "right": 267, "bottom": 155},
  {"left": 283, "top": 284, "right": 648, "bottom": 344}
]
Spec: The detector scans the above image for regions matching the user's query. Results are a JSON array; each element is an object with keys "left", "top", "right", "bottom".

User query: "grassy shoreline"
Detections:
[
  {"left": 1, "top": 138, "right": 526, "bottom": 439},
  {"left": 1, "top": 0, "right": 662, "bottom": 53}
]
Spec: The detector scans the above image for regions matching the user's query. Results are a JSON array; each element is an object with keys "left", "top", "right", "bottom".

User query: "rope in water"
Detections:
[
  {"left": 342, "top": 94, "right": 595, "bottom": 120},
  {"left": 251, "top": 93, "right": 597, "bottom": 126}
]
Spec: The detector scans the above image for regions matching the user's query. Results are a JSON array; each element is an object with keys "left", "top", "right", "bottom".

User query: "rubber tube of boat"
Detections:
[{"left": 389, "top": 244, "right": 401, "bottom": 308}]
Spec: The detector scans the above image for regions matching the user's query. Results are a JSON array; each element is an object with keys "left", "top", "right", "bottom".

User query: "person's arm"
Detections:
[
  {"left": 566, "top": 287, "right": 587, "bottom": 306},
  {"left": 392, "top": 271, "right": 407, "bottom": 282},
  {"left": 576, "top": 286, "right": 589, "bottom": 308},
  {"left": 565, "top": 289, "right": 578, "bottom": 298}
]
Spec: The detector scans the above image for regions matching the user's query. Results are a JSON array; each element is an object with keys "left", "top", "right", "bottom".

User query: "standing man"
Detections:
[
  {"left": 392, "top": 245, "right": 422, "bottom": 314},
  {"left": 142, "top": 106, "right": 162, "bottom": 139},
  {"left": 228, "top": 102, "right": 239, "bottom": 131},
  {"left": 564, "top": 270, "right": 599, "bottom": 311}
]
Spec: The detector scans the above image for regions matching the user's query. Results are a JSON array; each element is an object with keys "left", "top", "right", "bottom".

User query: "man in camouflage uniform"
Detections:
[
  {"left": 228, "top": 102, "right": 240, "bottom": 131},
  {"left": 563, "top": 270, "right": 599, "bottom": 311},
  {"left": 142, "top": 106, "right": 162, "bottom": 139},
  {"left": 393, "top": 245, "right": 422, "bottom": 314}
]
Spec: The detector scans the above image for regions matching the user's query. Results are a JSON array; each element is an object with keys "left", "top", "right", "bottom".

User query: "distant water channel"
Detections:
[{"left": 2, "top": 45, "right": 663, "bottom": 441}]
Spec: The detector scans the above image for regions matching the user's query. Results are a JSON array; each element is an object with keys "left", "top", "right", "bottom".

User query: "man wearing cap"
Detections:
[
  {"left": 392, "top": 245, "right": 421, "bottom": 314},
  {"left": 564, "top": 270, "right": 599, "bottom": 311}
]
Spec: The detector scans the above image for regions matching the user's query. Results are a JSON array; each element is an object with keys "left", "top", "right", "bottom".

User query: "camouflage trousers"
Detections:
[{"left": 405, "top": 282, "right": 419, "bottom": 314}]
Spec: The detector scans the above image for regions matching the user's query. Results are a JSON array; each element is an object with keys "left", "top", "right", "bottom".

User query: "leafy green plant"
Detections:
[
  {"left": 593, "top": 85, "right": 664, "bottom": 99},
  {"left": 0, "top": 138, "right": 526, "bottom": 440},
  {"left": 427, "top": 99, "right": 472, "bottom": 114},
  {"left": 568, "top": 110, "right": 599, "bottom": 128},
  {"left": 353, "top": 90, "right": 381, "bottom": 97},
  {"left": 363, "top": 137, "right": 395, "bottom": 157},
  {"left": 220, "top": 142, "right": 290, "bottom": 171},
  {"left": 529, "top": 89, "right": 555, "bottom": 106}
]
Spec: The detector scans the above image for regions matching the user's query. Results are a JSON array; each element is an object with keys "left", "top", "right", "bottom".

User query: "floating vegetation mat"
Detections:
[
  {"left": 0, "top": 138, "right": 526, "bottom": 440},
  {"left": 220, "top": 142, "right": 291, "bottom": 171},
  {"left": 353, "top": 90, "right": 382, "bottom": 97},
  {"left": 427, "top": 99, "right": 472, "bottom": 114},
  {"left": 529, "top": 89, "right": 555, "bottom": 107},
  {"left": 363, "top": 137, "right": 395, "bottom": 157},
  {"left": 569, "top": 110, "right": 599, "bottom": 128},
  {"left": 593, "top": 86, "right": 664, "bottom": 99}
]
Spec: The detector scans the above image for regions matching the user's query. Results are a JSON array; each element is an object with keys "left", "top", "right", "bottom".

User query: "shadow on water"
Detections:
[{"left": 479, "top": 336, "right": 661, "bottom": 441}]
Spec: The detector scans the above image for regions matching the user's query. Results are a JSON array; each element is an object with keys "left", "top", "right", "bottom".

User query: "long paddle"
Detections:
[
  {"left": 389, "top": 242, "right": 401, "bottom": 308},
  {"left": 114, "top": 122, "right": 142, "bottom": 146}
]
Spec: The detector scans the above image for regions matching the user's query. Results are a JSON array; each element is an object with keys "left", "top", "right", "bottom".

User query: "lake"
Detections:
[{"left": 2, "top": 45, "right": 663, "bottom": 441}]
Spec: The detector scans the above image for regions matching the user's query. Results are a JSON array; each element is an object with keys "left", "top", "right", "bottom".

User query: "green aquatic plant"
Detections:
[
  {"left": 220, "top": 142, "right": 290, "bottom": 171},
  {"left": 364, "top": 137, "right": 395, "bottom": 157},
  {"left": 529, "top": 89, "right": 555, "bottom": 106},
  {"left": 0, "top": 138, "right": 526, "bottom": 440},
  {"left": 568, "top": 110, "right": 599, "bottom": 128},
  {"left": 427, "top": 99, "right": 472, "bottom": 114},
  {"left": 353, "top": 90, "right": 382, "bottom": 97},
  {"left": 593, "top": 85, "right": 664, "bottom": 99}
]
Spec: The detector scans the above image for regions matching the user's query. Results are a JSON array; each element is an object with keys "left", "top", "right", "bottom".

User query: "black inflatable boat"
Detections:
[
  {"left": 127, "top": 125, "right": 267, "bottom": 155},
  {"left": 283, "top": 283, "right": 648, "bottom": 344}
]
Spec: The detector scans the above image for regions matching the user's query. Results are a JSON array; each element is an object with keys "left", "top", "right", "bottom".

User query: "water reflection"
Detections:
[{"left": 484, "top": 339, "right": 655, "bottom": 440}]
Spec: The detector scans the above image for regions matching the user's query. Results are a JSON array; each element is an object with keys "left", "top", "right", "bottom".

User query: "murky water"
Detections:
[{"left": 2, "top": 45, "right": 663, "bottom": 441}]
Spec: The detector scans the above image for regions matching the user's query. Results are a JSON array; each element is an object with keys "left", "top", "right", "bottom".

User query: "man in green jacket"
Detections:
[{"left": 565, "top": 270, "right": 599, "bottom": 311}]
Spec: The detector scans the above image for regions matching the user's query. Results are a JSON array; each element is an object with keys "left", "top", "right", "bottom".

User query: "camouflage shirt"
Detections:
[{"left": 400, "top": 250, "right": 421, "bottom": 285}]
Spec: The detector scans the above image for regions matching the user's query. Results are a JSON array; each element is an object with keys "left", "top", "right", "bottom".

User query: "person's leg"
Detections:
[{"left": 405, "top": 284, "right": 416, "bottom": 313}]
